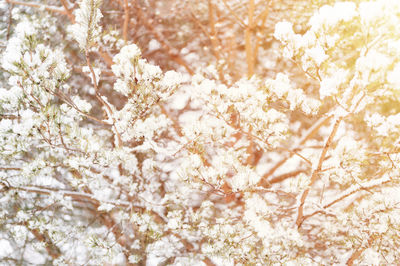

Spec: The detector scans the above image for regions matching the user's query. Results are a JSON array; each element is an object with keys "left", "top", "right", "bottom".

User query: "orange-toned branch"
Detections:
[
  {"left": 27, "top": 223, "right": 61, "bottom": 259},
  {"left": 245, "top": 0, "right": 255, "bottom": 77},
  {"left": 208, "top": 0, "right": 221, "bottom": 61},
  {"left": 259, "top": 116, "right": 331, "bottom": 186},
  {"left": 269, "top": 169, "right": 308, "bottom": 184},
  {"left": 253, "top": 3, "right": 270, "bottom": 63},
  {"left": 189, "top": 2, "right": 226, "bottom": 81},
  {"left": 299, "top": 175, "right": 392, "bottom": 226},
  {"left": 5, "top": 0, "right": 67, "bottom": 15},
  {"left": 85, "top": 51, "right": 122, "bottom": 147},
  {"left": 221, "top": 0, "right": 245, "bottom": 28},
  {"left": 296, "top": 117, "right": 342, "bottom": 228},
  {"left": 133, "top": 1, "right": 194, "bottom": 75},
  {"left": 346, "top": 234, "right": 378, "bottom": 266},
  {"left": 4, "top": 184, "right": 143, "bottom": 210},
  {"left": 59, "top": 0, "right": 75, "bottom": 22},
  {"left": 122, "top": 0, "right": 129, "bottom": 43}
]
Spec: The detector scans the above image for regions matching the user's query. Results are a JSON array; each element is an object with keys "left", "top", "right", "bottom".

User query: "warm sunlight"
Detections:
[{"left": 1, "top": 0, "right": 400, "bottom": 265}]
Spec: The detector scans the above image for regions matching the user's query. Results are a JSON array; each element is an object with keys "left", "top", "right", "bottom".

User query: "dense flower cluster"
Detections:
[{"left": 1, "top": 0, "right": 400, "bottom": 265}]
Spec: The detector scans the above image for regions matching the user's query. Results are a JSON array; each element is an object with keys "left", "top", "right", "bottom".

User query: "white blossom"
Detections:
[{"left": 68, "top": 0, "right": 103, "bottom": 50}]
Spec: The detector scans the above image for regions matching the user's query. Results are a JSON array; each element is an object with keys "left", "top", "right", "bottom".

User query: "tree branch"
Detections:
[
  {"left": 245, "top": 0, "right": 255, "bottom": 77},
  {"left": 296, "top": 117, "right": 342, "bottom": 227},
  {"left": 259, "top": 116, "right": 331, "bottom": 186},
  {"left": 133, "top": 1, "right": 194, "bottom": 75},
  {"left": 346, "top": 234, "right": 379, "bottom": 266},
  {"left": 122, "top": 0, "right": 129, "bottom": 43},
  {"left": 5, "top": 0, "right": 67, "bottom": 15}
]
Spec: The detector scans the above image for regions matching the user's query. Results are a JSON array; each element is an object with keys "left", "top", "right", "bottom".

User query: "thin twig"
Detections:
[
  {"left": 5, "top": 0, "right": 67, "bottom": 15},
  {"left": 346, "top": 234, "right": 378, "bottom": 266},
  {"left": 253, "top": 2, "right": 270, "bottom": 62},
  {"left": 9, "top": 184, "right": 142, "bottom": 210},
  {"left": 59, "top": 0, "right": 75, "bottom": 22},
  {"left": 296, "top": 117, "right": 342, "bottom": 227},
  {"left": 122, "top": 0, "right": 129, "bottom": 43},
  {"left": 245, "top": 0, "right": 255, "bottom": 77},
  {"left": 269, "top": 169, "right": 308, "bottom": 184},
  {"left": 221, "top": 0, "right": 246, "bottom": 28},
  {"left": 6, "top": 2, "right": 14, "bottom": 40},
  {"left": 133, "top": 1, "right": 194, "bottom": 75},
  {"left": 259, "top": 116, "right": 331, "bottom": 185},
  {"left": 85, "top": 51, "right": 122, "bottom": 147}
]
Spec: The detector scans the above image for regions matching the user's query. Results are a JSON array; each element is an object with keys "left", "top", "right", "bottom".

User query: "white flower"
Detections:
[
  {"left": 305, "top": 45, "right": 328, "bottom": 66},
  {"left": 82, "top": 66, "right": 101, "bottom": 86},
  {"left": 161, "top": 70, "right": 182, "bottom": 90},
  {"left": 68, "top": 0, "right": 103, "bottom": 49},
  {"left": 274, "top": 21, "right": 294, "bottom": 42},
  {"left": 356, "top": 50, "right": 391, "bottom": 74},
  {"left": 148, "top": 39, "right": 161, "bottom": 51},
  {"left": 97, "top": 203, "right": 114, "bottom": 212},
  {"left": 113, "top": 79, "right": 131, "bottom": 96},
  {"left": 359, "top": 1, "right": 382, "bottom": 23},
  {"left": 333, "top": 2, "right": 357, "bottom": 22},
  {"left": 1, "top": 37, "right": 23, "bottom": 72},
  {"left": 128, "top": 255, "right": 141, "bottom": 264},
  {"left": 309, "top": 2, "right": 356, "bottom": 30},
  {"left": 319, "top": 69, "right": 348, "bottom": 99},
  {"left": 71, "top": 96, "right": 92, "bottom": 113},
  {"left": 231, "top": 168, "right": 260, "bottom": 191},
  {"left": 112, "top": 45, "right": 141, "bottom": 76},
  {"left": 266, "top": 73, "right": 292, "bottom": 98},
  {"left": 15, "top": 19, "right": 37, "bottom": 38},
  {"left": 387, "top": 63, "right": 400, "bottom": 88},
  {"left": 363, "top": 248, "right": 381, "bottom": 265}
]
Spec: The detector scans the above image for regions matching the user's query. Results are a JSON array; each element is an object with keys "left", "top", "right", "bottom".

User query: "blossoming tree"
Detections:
[{"left": 1, "top": 0, "right": 400, "bottom": 264}]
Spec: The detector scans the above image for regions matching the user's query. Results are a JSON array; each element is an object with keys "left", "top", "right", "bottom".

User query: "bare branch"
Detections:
[
  {"left": 59, "top": 0, "right": 75, "bottom": 22},
  {"left": 245, "top": 0, "right": 255, "bottom": 77},
  {"left": 122, "top": 0, "right": 129, "bottom": 43},
  {"left": 133, "top": 1, "right": 194, "bottom": 75},
  {"left": 296, "top": 117, "right": 342, "bottom": 227},
  {"left": 5, "top": 0, "right": 67, "bottom": 14},
  {"left": 346, "top": 234, "right": 379, "bottom": 265},
  {"left": 259, "top": 116, "right": 331, "bottom": 185},
  {"left": 85, "top": 51, "right": 123, "bottom": 147}
]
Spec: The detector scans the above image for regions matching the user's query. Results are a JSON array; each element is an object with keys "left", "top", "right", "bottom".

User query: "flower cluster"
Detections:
[{"left": 2, "top": 0, "right": 400, "bottom": 265}]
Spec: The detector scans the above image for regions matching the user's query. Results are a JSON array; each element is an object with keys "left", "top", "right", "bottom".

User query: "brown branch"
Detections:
[
  {"left": 296, "top": 117, "right": 342, "bottom": 227},
  {"left": 269, "top": 169, "right": 307, "bottom": 184},
  {"left": 122, "top": 0, "right": 129, "bottom": 43},
  {"left": 5, "top": 0, "right": 66, "bottom": 14},
  {"left": 208, "top": 0, "right": 221, "bottom": 61},
  {"left": 133, "top": 2, "right": 194, "bottom": 75},
  {"left": 189, "top": 3, "right": 226, "bottom": 82},
  {"left": 159, "top": 105, "right": 183, "bottom": 137},
  {"left": 221, "top": 0, "right": 245, "bottom": 28},
  {"left": 259, "top": 116, "right": 331, "bottom": 186},
  {"left": 6, "top": 2, "right": 13, "bottom": 41},
  {"left": 26, "top": 222, "right": 61, "bottom": 259},
  {"left": 295, "top": 93, "right": 371, "bottom": 227},
  {"left": 346, "top": 234, "right": 378, "bottom": 265},
  {"left": 253, "top": 2, "right": 270, "bottom": 63},
  {"left": 85, "top": 51, "right": 123, "bottom": 147},
  {"left": 279, "top": 146, "right": 312, "bottom": 166},
  {"left": 0, "top": 167, "right": 21, "bottom": 171},
  {"left": 8, "top": 184, "right": 143, "bottom": 210},
  {"left": 301, "top": 175, "right": 392, "bottom": 225},
  {"left": 245, "top": 0, "right": 255, "bottom": 77},
  {"left": 95, "top": 47, "right": 114, "bottom": 68},
  {"left": 59, "top": 0, "right": 75, "bottom": 22}
]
